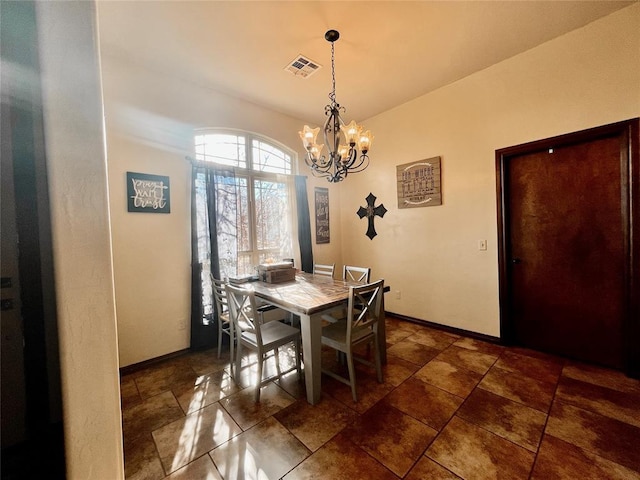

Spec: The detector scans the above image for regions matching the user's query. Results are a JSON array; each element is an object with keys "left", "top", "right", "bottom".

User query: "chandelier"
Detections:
[{"left": 299, "top": 30, "right": 373, "bottom": 183}]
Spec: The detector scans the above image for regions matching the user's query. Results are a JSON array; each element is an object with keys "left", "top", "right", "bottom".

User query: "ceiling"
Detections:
[{"left": 96, "top": 1, "right": 633, "bottom": 126}]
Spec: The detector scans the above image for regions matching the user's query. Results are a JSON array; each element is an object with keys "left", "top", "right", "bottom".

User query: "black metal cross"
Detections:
[{"left": 357, "top": 193, "right": 387, "bottom": 240}]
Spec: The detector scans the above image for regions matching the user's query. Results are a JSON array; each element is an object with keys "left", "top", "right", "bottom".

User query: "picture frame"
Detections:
[
  {"left": 126, "top": 171, "right": 171, "bottom": 213},
  {"left": 314, "top": 187, "right": 330, "bottom": 243},
  {"left": 396, "top": 156, "right": 442, "bottom": 208}
]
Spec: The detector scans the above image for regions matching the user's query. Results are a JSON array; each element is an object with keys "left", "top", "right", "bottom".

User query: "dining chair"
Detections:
[
  {"left": 313, "top": 263, "right": 335, "bottom": 278},
  {"left": 343, "top": 265, "right": 371, "bottom": 283},
  {"left": 321, "top": 279, "right": 384, "bottom": 402},
  {"left": 225, "top": 284, "right": 302, "bottom": 402},
  {"left": 211, "top": 276, "right": 233, "bottom": 360}
]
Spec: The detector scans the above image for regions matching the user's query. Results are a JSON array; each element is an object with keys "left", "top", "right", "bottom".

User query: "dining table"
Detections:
[{"left": 249, "top": 271, "right": 388, "bottom": 405}]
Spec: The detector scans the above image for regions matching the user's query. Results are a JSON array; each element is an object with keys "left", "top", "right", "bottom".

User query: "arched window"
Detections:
[{"left": 193, "top": 130, "right": 297, "bottom": 281}]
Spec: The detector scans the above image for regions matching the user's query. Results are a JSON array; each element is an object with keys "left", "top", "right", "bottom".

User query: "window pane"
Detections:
[
  {"left": 254, "top": 179, "right": 292, "bottom": 259},
  {"left": 216, "top": 176, "right": 249, "bottom": 280},
  {"left": 195, "top": 133, "right": 247, "bottom": 168},
  {"left": 252, "top": 139, "right": 292, "bottom": 174}
]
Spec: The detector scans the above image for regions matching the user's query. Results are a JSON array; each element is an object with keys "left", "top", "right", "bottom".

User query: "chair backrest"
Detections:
[
  {"left": 313, "top": 263, "right": 335, "bottom": 278},
  {"left": 225, "top": 284, "right": 262, "bottom": 344},
  {"left": 346, "top": 279, "right": 384, "bottom": 339},
  {"left": 211, "top": 276, "right": 228, "bottom": 318},
  {"left": 343, "top": 265, "right": 371, "bottom": 283}
]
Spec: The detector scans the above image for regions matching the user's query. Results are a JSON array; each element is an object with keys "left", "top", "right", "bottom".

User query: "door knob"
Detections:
[{"left": 511, "top": 258, "right": 522, "bottom": 264}]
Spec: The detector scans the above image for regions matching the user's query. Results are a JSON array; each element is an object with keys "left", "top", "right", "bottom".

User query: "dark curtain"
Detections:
[{"left": 295, "top": 175, "right": 314, "bottom": 273}]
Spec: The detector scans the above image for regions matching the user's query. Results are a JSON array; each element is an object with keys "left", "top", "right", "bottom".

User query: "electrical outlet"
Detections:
[
  {"left": 395, "top": 290, "right": 401, "bottom": 300},
  {"left": 178, "top": 319, "right": 187, "bottom": 331},
  {"left": 478, "top": 239, "right": 487, "bottom": 251}
]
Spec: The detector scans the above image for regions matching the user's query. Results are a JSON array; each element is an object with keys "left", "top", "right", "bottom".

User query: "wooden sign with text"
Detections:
[
  {"left": 315, "top": 187, "right": 330, "bottom": 243},
  {"left": 397, "top": 156, "right": 442, "bottom": 208}
]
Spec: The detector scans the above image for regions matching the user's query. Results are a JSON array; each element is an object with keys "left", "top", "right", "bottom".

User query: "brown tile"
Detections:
[
  {"left": 562, "top": 361, "right": 640, "bottom": 395},
  {"left": 220, "top": 382, "right": 296, "bottom": 430},
  {"left": 385, "top": 377, "right": 463, "bottom": 431},
  {"left": 172, "top": 369, "right": 241, "bottom": 415},
  {"left": 121, "top": 375, "right": 142, "bottom": 409},
  {"left": 123, "top": 434, "right": 166, "bottom": 480},
  {"left": 275, "top": 369, "right": 307, "bottom": 400},
  {"left": 435, "top": 345, "right": 498, "bottom": 375},
  {"left": 494, "top": 350, "right": 563, "bottom": 385},
  {"left": 152, "top": 402, "right": 242, "bottom": 474},
  {"left": 456, "top": 388, "right": 546, "bottom": 452},
  {"left": 381, "top": 354, "right": 421, "bottom": 386},
  {"left": 283, "top": 432, "right": 398, "bottom": 480},
  {"left": 405, "top": 456, "right": 461, "bottom": 480},
  {"left": 165, "top": 454, "right": 222, "bottom": 479},
  {"left": 387, "top": 339, "right": 441, "bottom": 366},
  {"left": 274, "top": 396, "right": 358, "bottom": 451},
  {"left": 531, "top": 434, "right": 640, "bottom": 480},
  {"left": 385, "top": 316, "right": 424, "bottom": 333},
  {"left": 479, "top": 366, "right": 556, "bottom": 412},
  {"left": 122, "top": 391, "right": 184, "bottom": 448},
  {"left": 414, "top": 359, "right": 483, "bottom": 398},
  {"left": 342, "top": 403, "right": 437, "bottom": 477},
  {"left": 209, "top": 417, "right": 310, "bottom": 480},
  {"left": 185, "top": 347, "right": 234, "bottom": 376},
  {"left": 556, "top": 376, "right": 640, "bottom": 428},
  {"left": 546, "top": 401, "right": 640, "bottom": 473},
  {"left": 405, "top": 328, "right": 458, "bottom": 351},
  {"left": 134, "top": 360, "right": 199, "bottom": 400},
  {"left": 427, "top": 416, "right": 535, "bottom": 480},
  {"left": 453, "top": 336, "right": 505, "bottom": 356},
  {"left": 385, "top": 326, "right": 415, "bottom": 344},
  {"left": 322, "top": 369, "right": 393, "bottom": 414}
]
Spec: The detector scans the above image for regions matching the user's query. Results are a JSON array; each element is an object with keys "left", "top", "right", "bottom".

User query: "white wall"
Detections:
[
  {"left": 36, "top": 2, "right": 123, "bottom": 478},
  {"left": 339, "top": 4, "right": 640, "bottom": 337},
  {"left": 99, "top": 55, "right": 343, "bottom": 366}
]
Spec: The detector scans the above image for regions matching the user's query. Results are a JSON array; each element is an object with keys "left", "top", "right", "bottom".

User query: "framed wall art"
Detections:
[
  {"left": 396, "top": 156, "right": 442, "bottom": 208},
  {"left": 126, "top": 171, "right": 170, "bottom": 213},
  {"left": 314, "top": 187, "right": 330, "bottom": 243}
]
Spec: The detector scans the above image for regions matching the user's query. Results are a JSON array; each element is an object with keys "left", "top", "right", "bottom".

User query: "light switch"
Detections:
[{"left": 478, "top": 239, "right": 487, "bottom": 251}]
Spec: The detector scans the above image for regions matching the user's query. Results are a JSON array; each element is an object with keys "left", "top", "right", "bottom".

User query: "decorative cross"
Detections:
[{"left": 357, "top": 193, "right": 387, "bottom": 240}]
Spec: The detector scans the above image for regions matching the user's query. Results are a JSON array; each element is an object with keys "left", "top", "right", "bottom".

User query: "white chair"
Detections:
[
  {"left": 225, "top": 284, "right": 302, "bottom": 402},
  {"left": 313, "top": 263, "right": 335, "bottom": 278},
  {"left": 212, "top": 277, "right": 233, "bottom": 360},
  {"left": 321, "top": 279, "right": 384, "bottom": 402},
  {"left": 343, "top": 265, "right": 371, "bottom": 283}
]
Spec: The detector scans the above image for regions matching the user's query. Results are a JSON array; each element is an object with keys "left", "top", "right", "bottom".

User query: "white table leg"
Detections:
[{"left": 299, "top": 312, "right": 322, "bottom": 404}]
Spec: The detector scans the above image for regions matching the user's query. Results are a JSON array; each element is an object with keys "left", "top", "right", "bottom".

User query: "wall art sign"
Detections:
[
  {"left": 396, "top": 156, "right": 442, "bottom": 208},
  {"left": 126, "top": 171, "right": 171, "bottom": 213},
  {"left": 314, "top": 187, "right": 330, "bottom": 244}
]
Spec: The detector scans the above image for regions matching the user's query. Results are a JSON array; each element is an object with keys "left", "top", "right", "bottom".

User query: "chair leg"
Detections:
[
  {"left": 234, "top": 339, "right": 242, "bottom": 380},
  {"left": 295, "top": 338, "right": 302, "bottom": 379},
  {"left": 255, "top": 352, "right": 264, "bottom": 402},
  {"left": 345, "top": 349, "right": 358, "bottom": 402},
  {"left": 274, "top": 347, "right": 281, "bottom": 376},
  {"left": 229, "top": 323, "right": 235, "bottom": 374},
  {"left": 373, "top": 339, "right": 383, "bottom": 383},
  {"left": 217, "top": 319, "right": 223, "bottom": 359}
]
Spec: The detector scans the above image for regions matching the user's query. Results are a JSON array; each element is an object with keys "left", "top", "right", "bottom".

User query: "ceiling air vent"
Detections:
[{"left": 284, "top": 55, "right": 321, "bottom": 78}]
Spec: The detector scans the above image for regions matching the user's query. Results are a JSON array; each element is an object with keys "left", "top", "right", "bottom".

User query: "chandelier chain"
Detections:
[{"left": 329, "top": 40, "right": 336, "bottom": 107}]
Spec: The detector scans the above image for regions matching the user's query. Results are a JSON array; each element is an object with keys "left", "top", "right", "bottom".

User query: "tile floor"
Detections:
[{"left": 121, "top": 316, "right": 640, "bottom": 480}]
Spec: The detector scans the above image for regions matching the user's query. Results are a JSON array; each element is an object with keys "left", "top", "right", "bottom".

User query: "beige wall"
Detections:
[
  {"left": 339, "top": 4, "right": 640, "bottom": 337},
  {"left": 36, "top": 1, "right": 124, "bottom": 478},
  {"left": 102, "top": 4, "right": 639, "bottom": 366},
  {"left": 99, "top": 54, "right": 343, "bottom": 366}
]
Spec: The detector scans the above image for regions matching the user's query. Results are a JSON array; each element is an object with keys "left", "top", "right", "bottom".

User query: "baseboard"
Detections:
[
  {"left": 120, "top": 348, "right": 190, "bottom": 376},
  {"left": 385, "top": 311, "right": 502, "bottom": 345}
]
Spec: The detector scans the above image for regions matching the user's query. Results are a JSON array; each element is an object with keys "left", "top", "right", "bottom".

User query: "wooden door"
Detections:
[{"left": 497, "top": 119, "right": 639, "bottom": 373}]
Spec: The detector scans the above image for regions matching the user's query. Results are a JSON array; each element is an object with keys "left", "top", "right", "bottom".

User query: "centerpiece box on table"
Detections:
[{"left": 258, "top": 261, "right": 296, "bottom": 283}]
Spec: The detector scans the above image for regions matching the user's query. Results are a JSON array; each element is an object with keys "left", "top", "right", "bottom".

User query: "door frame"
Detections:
[{"left": 495, "top": 118, "right": 639, "bottom": 378}]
